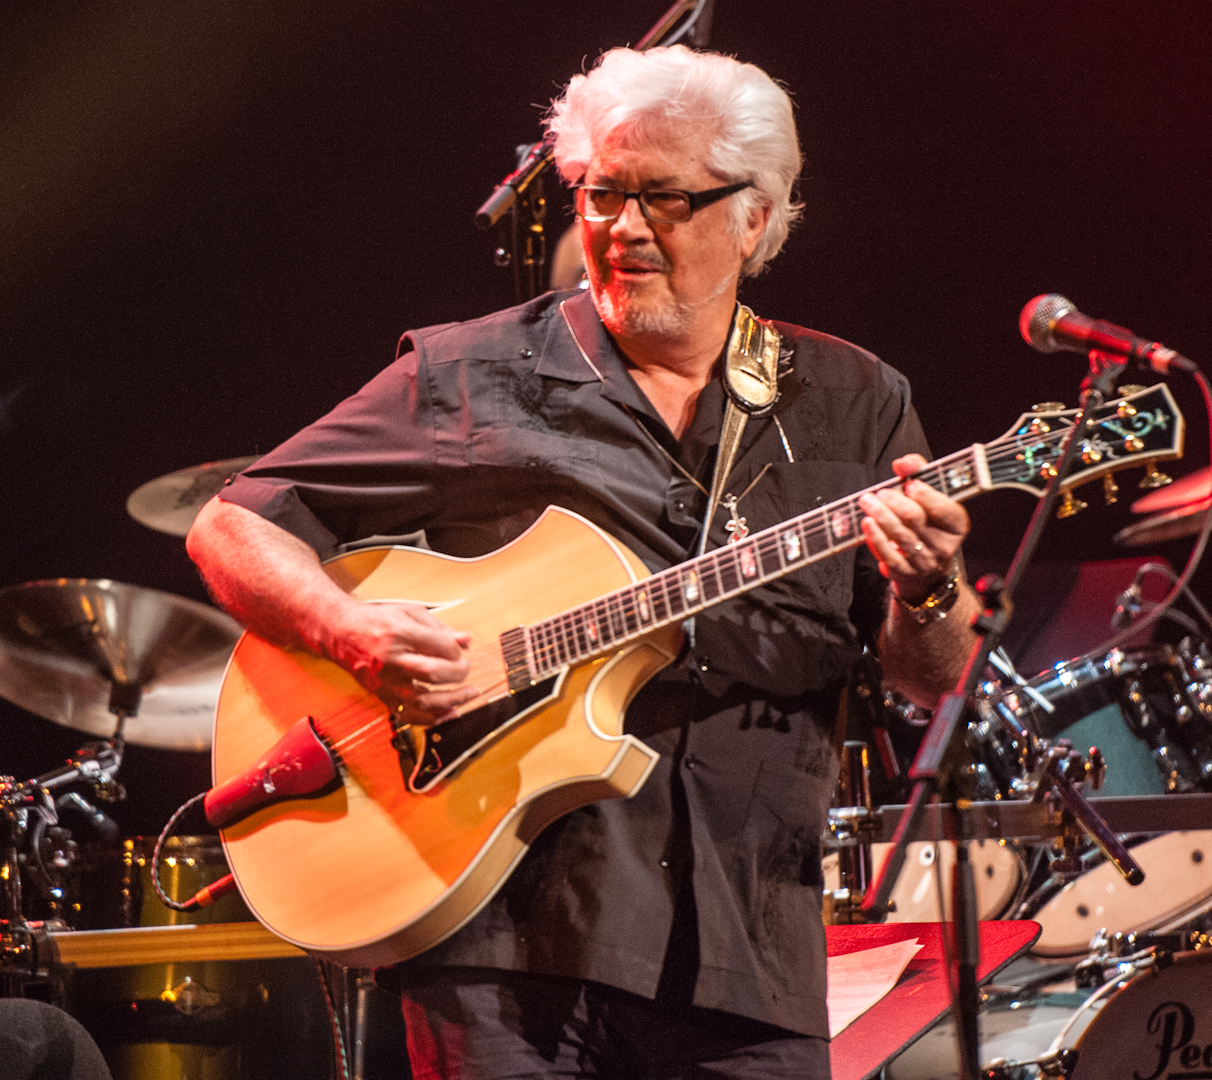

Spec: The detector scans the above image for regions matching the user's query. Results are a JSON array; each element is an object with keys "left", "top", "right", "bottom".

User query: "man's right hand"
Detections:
[{"left": 325, "top": 600, "right": 479, "bottom": 724}]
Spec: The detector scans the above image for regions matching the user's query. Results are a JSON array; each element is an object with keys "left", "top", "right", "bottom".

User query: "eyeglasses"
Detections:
[{"left": 572, "top": 181, "right": 752, "bottom": 225}]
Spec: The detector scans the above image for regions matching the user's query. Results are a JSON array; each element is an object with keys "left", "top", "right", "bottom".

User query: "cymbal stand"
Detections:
[{"left": 859, "top": 352, "right": 1146, "bottom": 1080}]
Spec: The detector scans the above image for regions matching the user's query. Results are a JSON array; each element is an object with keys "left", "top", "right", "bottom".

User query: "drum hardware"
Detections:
[
  {"left": 126, "top": 455, "right": 260, "bottom": 537},
  {"left": 833, "top": 742, "right": 875, "bottom": 906}
]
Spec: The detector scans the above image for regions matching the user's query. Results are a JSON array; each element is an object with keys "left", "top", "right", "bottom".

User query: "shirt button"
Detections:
[
  {"left": 697, "top": 656, "right": 710, "bottom": 672},
  {"left": 674, "top": 500, "right": 686, "bottom": 512},
  {"left": 659, "top": 858, "right": 669, "bottom": 868},
  {"left": 684, "top": 756, "right": 697, "bottom": 769},
  {"left": 519, "top": 348, "right": 533, "bottom": 358}
]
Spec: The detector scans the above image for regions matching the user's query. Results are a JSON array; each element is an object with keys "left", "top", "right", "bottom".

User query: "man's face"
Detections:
[{"left": 579, "top": 132, "right": 765, "bottom": 343}]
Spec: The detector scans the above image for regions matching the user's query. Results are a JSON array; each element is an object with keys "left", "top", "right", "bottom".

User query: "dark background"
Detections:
[{"left": 3, "top": 1, "right": 1210, "bottom": 835}]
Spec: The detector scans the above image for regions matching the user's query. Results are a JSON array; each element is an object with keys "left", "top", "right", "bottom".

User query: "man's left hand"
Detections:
[{"left": 858, "top": 454, "right": 970, "bottom": 606}]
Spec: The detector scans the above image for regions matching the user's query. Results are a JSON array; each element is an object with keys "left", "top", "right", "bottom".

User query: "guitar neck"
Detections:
[
  {"left": 504, "top": 442, "right": 990, "bottom": 688},
  {"left": 502, "top": 380, "right": 1182, "bottom": 690}
]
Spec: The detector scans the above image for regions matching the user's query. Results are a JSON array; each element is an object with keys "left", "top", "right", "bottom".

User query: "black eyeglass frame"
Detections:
[{"left": 572, "top": 181, "right": 753, "bottom": 224}]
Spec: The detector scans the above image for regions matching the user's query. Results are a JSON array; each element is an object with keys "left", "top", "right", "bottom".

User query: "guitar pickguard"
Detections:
[{"left": 394, "top": 677, "right": 560, "bottom": 794}]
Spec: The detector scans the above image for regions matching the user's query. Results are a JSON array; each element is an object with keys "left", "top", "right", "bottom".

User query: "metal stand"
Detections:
[{"left": 857, "top": 350, "right": 1149, "bottom": 1080}]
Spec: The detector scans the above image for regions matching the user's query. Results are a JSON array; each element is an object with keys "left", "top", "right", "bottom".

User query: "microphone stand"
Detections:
[{"left": 859, "top": 350, "right": 1146, "bottom": 1080}]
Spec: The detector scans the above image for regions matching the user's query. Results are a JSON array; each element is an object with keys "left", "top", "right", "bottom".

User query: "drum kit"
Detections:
[
  {"left": 0, "top": 458, "right": 339, "bottom": 1079},
  {"left": 827, "top": 467, "right": 1212, "bottom": 1078},
  {"left": 5, "top": 451, "right": 1212, "bottom": 1077}
]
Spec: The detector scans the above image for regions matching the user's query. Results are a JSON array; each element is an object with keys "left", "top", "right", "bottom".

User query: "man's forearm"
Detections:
[
  {"left": 185, "top": 496, "right": 357, "bottom": 661},
  {"left": 877, "top": 582, "right": 981, "bottom": 709}
]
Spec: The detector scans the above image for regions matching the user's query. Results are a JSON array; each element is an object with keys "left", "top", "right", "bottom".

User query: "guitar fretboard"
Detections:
[{"left": 501, "top": 389, "right": 1176, "bottom": 687}]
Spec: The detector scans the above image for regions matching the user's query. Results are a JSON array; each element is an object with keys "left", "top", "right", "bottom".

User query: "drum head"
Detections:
[
  {"left": 1072, "top": 950, "right": 1212, "bottom": 1079},
  {"left": 1032, "top": 831, "right": 1212, "bottom": 957},
  {"left": 824, "top": 840, "right": 1021, "bottom": 922}
]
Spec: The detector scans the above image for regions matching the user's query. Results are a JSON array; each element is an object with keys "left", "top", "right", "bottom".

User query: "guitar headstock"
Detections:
[{"left": 987, "top": 383, "right": 1184, "bottom": 499}]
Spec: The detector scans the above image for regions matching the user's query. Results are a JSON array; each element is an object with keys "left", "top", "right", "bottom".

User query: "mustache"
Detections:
[{"left": 601, "top": 245, "right": 670, "bottom": 273}]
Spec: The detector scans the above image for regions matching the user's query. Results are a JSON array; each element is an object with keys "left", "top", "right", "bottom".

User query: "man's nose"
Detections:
[{"left": 609, "top": 196, "right": 654, "bottom": 241}]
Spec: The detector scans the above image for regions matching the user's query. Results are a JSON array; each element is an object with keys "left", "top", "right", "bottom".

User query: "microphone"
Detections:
[
  {"left": 475, "top": 140, "right": 555, "bottom": 230},
  {"left": 1019, "top": 294, "right": 1195, "bottom": 375}
]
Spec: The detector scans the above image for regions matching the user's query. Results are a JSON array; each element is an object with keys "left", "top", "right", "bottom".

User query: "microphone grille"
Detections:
[{"left": 1019, "top": 293, "right": 1076, "bottom": 353}]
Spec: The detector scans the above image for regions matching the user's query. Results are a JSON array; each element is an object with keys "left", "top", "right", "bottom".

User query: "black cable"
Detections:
[{"left": 149, "top": 791, "right": 209, "bottom": 912}]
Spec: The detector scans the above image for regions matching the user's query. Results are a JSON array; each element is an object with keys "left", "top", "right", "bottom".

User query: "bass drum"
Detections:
[
  {"left": 69, "top": 837, "right": 333, "bottom": 1080},
  {"left": 888, "top": 950, "right": 1212, "bottom": 1080},
  {"left": 823, "top": 839, "right": 1023, "bottom": 922}
]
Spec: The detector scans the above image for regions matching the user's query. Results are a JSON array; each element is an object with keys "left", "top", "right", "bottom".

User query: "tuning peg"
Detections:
[
  {"left": 1030, "top": 401, "right": 1066, "bottom": 413},
  {"left": 1139, "top": 462, "right": 1174, "bottom": 489},
  {"left": 1057, "top": 490, "right": 1088, "bottom": 519},
  {"left": 1103, "top": 474, "right": 1119, "bottom": 505}
]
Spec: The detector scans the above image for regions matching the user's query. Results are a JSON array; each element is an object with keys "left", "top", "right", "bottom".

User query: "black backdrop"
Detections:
[{"left": 3, "top": 1, "right": 1211, "bottom": 834}]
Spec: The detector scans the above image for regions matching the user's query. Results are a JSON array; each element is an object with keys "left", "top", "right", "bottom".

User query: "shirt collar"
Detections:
[{"left": 534, "top": 290, "right": 612, "bottom": 383}]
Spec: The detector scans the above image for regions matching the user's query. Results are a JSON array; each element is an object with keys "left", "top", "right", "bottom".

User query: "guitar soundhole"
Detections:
[{"left": 406, "top": 677, "right": 558, "bottom": 793}]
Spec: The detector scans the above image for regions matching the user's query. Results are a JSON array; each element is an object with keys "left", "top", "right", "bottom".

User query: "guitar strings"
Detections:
[{"left": 311, "top": 417, "right": 1142, "bottom": 761}]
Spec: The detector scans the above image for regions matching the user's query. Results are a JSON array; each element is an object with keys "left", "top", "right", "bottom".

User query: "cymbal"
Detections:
[
  {"left": 1131, "top": 465, "right": 1212, "bottom": 515},
  {"left": 127, "top": 456, "right": 260, "bottom": 537},
  {"left": 1114, "top": 498, "right": 1212, "bottom": 547},
  {"left": 0, "top": 580, "right": 242, "bottom": 750}
]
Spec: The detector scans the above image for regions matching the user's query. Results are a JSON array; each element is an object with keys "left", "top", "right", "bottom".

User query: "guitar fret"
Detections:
[
  {"left": 804, "top": 512, "right": 831, "bottom": 557},
  {"left": 568, "top": 610, "right": 587, "bottom": 658},
  {"left": 755, "top": 533, "right": 779, "bottom": 577},
  {"left": 636, "top": 586, "right": 653, "bottom": 627},
  {"left": 700, "top": 555, "right": 723, "bottom": 603},
  {"left": 717, "top": 546, "right": 741, "bottom": 594},
  {"left": 557, "top": 612, "right": 576, "bottom": 662},
  {"left": 539, "top": 621, "right": 557, "bottom": 671},
  {"left": 621, "top": 587, "right": 640, "bottom": 635}
]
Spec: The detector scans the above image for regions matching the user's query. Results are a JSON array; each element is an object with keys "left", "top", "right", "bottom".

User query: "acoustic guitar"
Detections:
[{"left": 210, "top": 386, "right": 1182, "bottom": 966}]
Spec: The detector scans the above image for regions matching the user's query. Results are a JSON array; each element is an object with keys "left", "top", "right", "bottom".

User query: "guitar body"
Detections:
[
  {"left": 211, "top": 384, "right": 1185, "bottom": 967},
  {"left": 214, "top": 507, "right": 681, "bottom": 967}
]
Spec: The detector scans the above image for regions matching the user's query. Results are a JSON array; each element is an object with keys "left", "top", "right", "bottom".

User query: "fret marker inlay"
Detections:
[
  {"left": 740, "top": 546, "right": 757, "bottom": 579},
  {"left": 684, "top": 571, "right": 700, "bottom": 602}
]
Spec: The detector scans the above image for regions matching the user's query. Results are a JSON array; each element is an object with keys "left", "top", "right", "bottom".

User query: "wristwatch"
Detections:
[{"left": 893, "top": 558, "right": 962, "bottom": 625}]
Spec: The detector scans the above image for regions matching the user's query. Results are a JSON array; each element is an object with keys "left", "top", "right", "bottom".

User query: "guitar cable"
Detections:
[{"left": 150, "top": 790, "right": 238, "bottom": 912}]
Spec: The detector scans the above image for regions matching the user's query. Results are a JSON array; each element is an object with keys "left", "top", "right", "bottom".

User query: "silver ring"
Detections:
[{"left": 913, "top": 543, "right": 924, "bottom": 554}]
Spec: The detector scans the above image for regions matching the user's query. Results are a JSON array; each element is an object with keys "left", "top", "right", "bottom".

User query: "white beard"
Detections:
[{"left": 589, "top": 264, "right": 735, "bottom": 339}]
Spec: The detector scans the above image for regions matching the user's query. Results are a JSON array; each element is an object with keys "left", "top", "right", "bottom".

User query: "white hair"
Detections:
[{"left": 545, "top": 45, "right": 803, "bottom": 278}]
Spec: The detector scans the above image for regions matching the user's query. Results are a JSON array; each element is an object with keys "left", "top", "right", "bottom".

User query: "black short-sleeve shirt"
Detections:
[{"left": 220, "top": 289, "right": 931, "bottom": 1037}]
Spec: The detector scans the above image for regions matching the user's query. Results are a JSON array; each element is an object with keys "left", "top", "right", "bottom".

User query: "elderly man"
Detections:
[{"left": 188, "top": 45, "right": 978, "bottom": 1080}]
